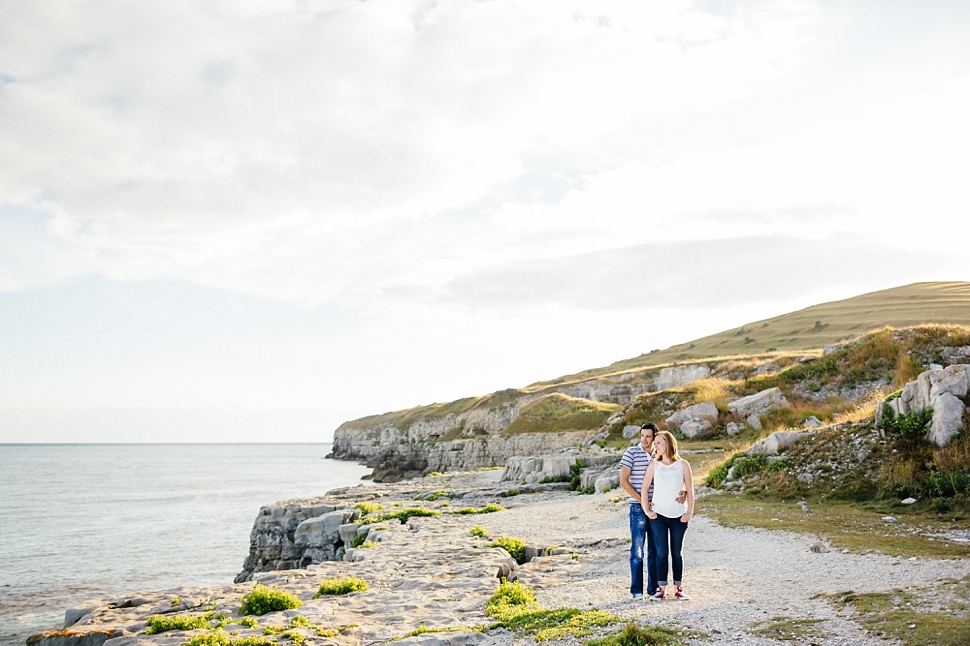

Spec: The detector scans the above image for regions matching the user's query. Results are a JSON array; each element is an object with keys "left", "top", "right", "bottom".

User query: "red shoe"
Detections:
[
  {"left": 674, "top": 586, "right": 688, "bottom": 600},
  {"left": 651, "top": 587, "right": 665, "bottom": 600}
]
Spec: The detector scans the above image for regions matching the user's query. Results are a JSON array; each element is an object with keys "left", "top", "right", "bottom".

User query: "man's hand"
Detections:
[{"left": 675, "top": 489, "right": 687, "bottom": 504}]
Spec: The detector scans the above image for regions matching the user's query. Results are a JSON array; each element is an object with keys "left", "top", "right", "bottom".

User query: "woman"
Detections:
[{"left": 640, "top": 430, "right": 694, "bottom": 600}]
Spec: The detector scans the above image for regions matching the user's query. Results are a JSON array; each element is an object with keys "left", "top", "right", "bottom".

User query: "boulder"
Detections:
[
  {"left": 747, "top": 430, "right": 813, "bottom": 455},
  {"left": 725, "top": 422, "right": 744, "bottom": 436},
  {"left": 622, "top": 425, "right": 642, "bottom": 439},
  {"left": 294, "top": 510, "right": 352, "bottom": 547},
  {"left": 942, "top": 346, "right": 970, "bottom": 364},
  {"left": 502, "top": 455, "right": 575, "bottom": 484},
  {"left": 665, "top": 402, "right": 717, "bottom": 429},
  {"left": 654, "top": 364, "right": 710, "bottom": 391},
  {"left": 878, "top": 364, "right": 969, "bottom": 446},
  {"left": 928, "top": 393, "right": 967, "bottom": 447},
  {"left": 27, "top": 630, "right": 122, "bottom": 646},
  {"left": 802, "top": 416, "right": 822, "bottom": 429},
  {"left": 594, "top": 474, "right": 619, "bottom": 493},
  {"left": 728, "top": 387, "right": 789, "bottom": 417},
  {"left": 747, "top": 414, "right": 763, "bottom": 431},
  {"left": 337, "top": 523, "right": 361, "bottom": 545}
]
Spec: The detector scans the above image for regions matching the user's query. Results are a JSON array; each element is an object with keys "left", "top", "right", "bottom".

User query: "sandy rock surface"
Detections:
[{"left": 45, "top": 469, "right": 970, "bottom": 646}]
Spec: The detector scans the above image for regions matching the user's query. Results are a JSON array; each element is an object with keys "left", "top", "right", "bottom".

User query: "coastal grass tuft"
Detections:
[
  {"left": 827, "top": 578, "right": 970, "bottom": 646},
  {"left": 470, "top": 525, "right": 488, "bottom": 538},
  {"left": 354, "top": 501, "right": 384, "bottom": 516},
  {"left": 360, "top": 507, "right": 440, "bottom": 524},
  {"left": 485, "top": 580, "right": 619, "bottom": 642},
  {"left": 145, "top": 614, "right": 211, "bottom": 634},
  {"left": 453, "top": 503, "right": 504, "bottom": 515},
  {"left": 183, "top": 631, "right": 274, "bottom": 646},
  {"left": 487, "top": 536, "right": 527, "bottom": 564},
  {"left": 585, "top": 623, "right": 686, "bottom": 646},
  {"left": 315, "top": 576, "right": 368, "bottom": 597},
  {"left": 748, "top": 616, "right": 828, "bottom": 642},
  {"left": 394, "top": 625, "right": 486, "bottom": 640},
  {"left": 239, "top": 585, "right": 302, "bottom": 616},
  {"left": 359, "top": 540, "right": 379, "bottom": 548}
]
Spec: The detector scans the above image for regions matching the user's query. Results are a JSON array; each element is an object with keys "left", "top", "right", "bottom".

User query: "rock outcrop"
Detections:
[
  {"left": 747, "top": 430, "right": 816, "bottom": 455},
  {"left": 665, "top": 401, "right": 718, "bottom": 439},
  {"left": 653, "top": 364, "right": 710, "bottom": 390},
  {"left": 877, "top": 364, "right": 969, "bottom": 447}
]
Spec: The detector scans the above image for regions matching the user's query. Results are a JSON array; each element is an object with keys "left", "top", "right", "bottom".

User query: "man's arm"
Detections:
[{"left": 619, "top": 466, "right": 639, "bottom": 502}]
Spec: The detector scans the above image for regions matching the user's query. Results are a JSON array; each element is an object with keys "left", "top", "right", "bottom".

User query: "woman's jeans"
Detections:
[
  {"left": 629, "top": 504, "right": 658, "bottom": 596},
  {"left": 650, "top": 514, "right": 688, "bottom": 586}
]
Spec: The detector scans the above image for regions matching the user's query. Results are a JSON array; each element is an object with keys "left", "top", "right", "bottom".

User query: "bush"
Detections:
[
  {"left": 705, "top": 453, "right": 741, "bottom": 488},
  {"left": 879, "top": 406, "right": 933, "bottom": 437},
  {"left": 361, "top": 507, "right": 440, "bottom": 524},
  {"left": 586, "top": 623, "right": 683, "bottom": 646},
  {"left": 314, "top": 576, "right": 368, "bottom": 597},
  {"left": 350, "top": 532, "right": 367, "bottom": 548},
  {"left": 183, "top": 631, "right": 274, "bottom": 646},
  {"left": 239, "top": 585, "right": 303, "bottom": 616},
  {"left": 354, "top": 501, "right": 384, "bottom": 516},
  {"left": 485, "top": 580, "right": 537, "bottom": 618},
  {"left": 470, "top": 526, "right": 488, "bottom": 538},
  {"left": 145, "top": 614, "right": 211, "bottom": 634},
  {"left": 488, "top": 536, "right": 527, "bottom": 564},
  {"left": 454, "top": 503, "right": 504, "bottom": 514}
]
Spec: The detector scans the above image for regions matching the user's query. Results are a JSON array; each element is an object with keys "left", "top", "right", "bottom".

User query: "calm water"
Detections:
[{"left": 0, "top": 444, "right": 370, "bottom": 646}]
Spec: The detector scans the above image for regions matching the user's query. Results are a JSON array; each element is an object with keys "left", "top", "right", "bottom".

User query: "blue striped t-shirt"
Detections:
[{"left": 620, "top": 444, "right": 654, "bottom": 503}]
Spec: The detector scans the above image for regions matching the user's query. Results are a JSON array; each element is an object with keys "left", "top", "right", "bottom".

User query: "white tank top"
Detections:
[{"left": 652, "top": 459, "right": 687, "bottom": 518}]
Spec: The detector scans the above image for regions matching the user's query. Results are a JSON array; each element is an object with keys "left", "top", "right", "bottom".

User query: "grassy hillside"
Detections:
[{"left": 530, "top": 281, "right": 970, "bottom": 388}]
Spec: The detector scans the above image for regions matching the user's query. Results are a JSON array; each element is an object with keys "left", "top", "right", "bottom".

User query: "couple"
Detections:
[{"left": 619, "top": 422, "right": 695, "bottom": 600}]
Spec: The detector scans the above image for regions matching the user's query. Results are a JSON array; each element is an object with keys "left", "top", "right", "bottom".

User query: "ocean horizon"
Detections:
[{"left": 0, "top": 443, "right": 371, "bottom": 646}]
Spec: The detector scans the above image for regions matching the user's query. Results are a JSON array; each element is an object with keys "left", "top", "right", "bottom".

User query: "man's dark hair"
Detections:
[{"left": 641, "top": 423, "right": 658, "bottom": 432}]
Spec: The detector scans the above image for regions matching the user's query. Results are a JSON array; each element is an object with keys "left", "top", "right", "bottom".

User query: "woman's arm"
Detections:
[
  {"left": 640, "top": 462, "right": 657, "bottom": 518},
  {"left": 681, "top": 460, "right": 695, "bottom": 523}
]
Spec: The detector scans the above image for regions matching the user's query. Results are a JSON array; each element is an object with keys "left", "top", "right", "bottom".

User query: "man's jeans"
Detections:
[
  {"left": 650, "top": 513, "right": 689, "bottom": 586},
  {"left": 629, "top": 503, "right": 658, "bottom": 596}
]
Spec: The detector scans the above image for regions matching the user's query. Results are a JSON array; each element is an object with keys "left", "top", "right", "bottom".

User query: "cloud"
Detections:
[{"left": 406, "top": 234, "right": 948, "bottom": 310}]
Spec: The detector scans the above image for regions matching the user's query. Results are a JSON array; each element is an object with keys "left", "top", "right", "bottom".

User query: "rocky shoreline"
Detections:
[{"left": 31, "top": 463, "right": 970, "bottom": 646}]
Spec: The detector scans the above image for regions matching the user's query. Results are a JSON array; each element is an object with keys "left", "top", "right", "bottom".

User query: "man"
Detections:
[{"left": 619, "top": 422, "right": 686, "bottom": 599}]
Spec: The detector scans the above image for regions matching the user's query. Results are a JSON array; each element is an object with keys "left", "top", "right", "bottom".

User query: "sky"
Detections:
[{"left": 2, "top": 0, "right": 969, "bottom": 443}]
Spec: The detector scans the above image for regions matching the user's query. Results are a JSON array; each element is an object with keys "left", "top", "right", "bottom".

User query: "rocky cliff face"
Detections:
[{"left": 329, "top": 364, "right": 712, "bottom": 481}]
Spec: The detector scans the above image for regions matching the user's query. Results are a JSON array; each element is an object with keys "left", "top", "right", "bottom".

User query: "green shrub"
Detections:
[
  {"left": 705, "top": 453, "right": 741, "bottom": 488},
  {"left": 239, "top": 585, "right": 303, "bottom": 616},
  {"left": 470, "top": 525, "right": 488, "bottom": 538},
  {"left": 145, "top": 614, "right": 211, "bottom": 634},
  {"left": 350, "top": 533, "right": 367, "bottom": 548},
  {"left": 488, "top": 536, "right": 527, "bottom": 564},
  {"left": 361, "top": 507, "right": 440, "bottom": 524},
  {"left": 315, "top": 576, "right": 368, "bottom": 597},
  {"left": 732, "top": 455, "right": 768, "bottom": 479},
  {"left": 485, "top": 580, "right": 537, "bottom": 618},
  {"left": 359, "top": 540, "right": 379, "bottom": 548},
  {"left": 280, "top": 632, "right": 305, "bottom": 644},
  {"left": 879, "top": 406, "right": 933, "bottom": 437},
  {"left": 585, "top": 622, "right": 684, "bottom": 646},
  {"left": 502, "top": 489, "right": 521, "bottom": 498},
  {"left": 183, "top": 631, "right": 274, "bottom": 646},
  {"left": 538, "top": 474, "right": 571, "bottom": 484},
  {"left": 354, "top": 501, "right": 385, "bottom": 516},
  {"left": 238, "top": 618, "right": 258, "bottom": 629},
  {"left": 454, "top": 503, "right": 504, "bottom": 514}
]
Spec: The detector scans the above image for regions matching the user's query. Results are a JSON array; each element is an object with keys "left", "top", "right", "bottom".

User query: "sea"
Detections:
[{"left": 0, "top": 444, "right": 371, "bottom": 646}]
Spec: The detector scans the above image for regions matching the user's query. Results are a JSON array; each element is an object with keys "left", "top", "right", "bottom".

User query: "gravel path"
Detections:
[{"left": 466, "top": 474, "right": 970, "bottom": 645}]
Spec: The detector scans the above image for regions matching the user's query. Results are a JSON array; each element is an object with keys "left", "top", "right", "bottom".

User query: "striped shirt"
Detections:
[{"left": 620, "top": 444, "right": 654, "bottom": 503}]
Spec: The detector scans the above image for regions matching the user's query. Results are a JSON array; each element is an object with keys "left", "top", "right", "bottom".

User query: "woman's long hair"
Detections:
[{"left": 654, "top": 430, "right": 680, "bottom": 462}]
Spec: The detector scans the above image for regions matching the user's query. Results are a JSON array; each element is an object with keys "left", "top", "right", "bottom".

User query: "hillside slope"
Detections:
[{"left": 530, "top": 281, "right": 970, "bottom": 388}]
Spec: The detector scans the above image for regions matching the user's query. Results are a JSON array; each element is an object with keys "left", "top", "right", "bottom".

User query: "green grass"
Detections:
[
  {"left": 145, "top": 614, "right": 212, "bottom": 634},
  {"left": 503, "top": 393, "right": 622, "bottom": 434},
  {"left": 394, "top": 625, "right": 486, "bottom": 640},
  {"left": 828, "top": 578, "right": 970, "bottom": 646},
  {"left": 354, "top": 501, "right": 384, "bottom": 516},
  {"left": 484, "top": 580, "right": 620, "bottom": 642},
  {"left": 487, "top": 536, "right": 527, "bottom": 564},
  {"left": 529, "top": 282, "right": 970, "bottom": 386},
  {"left": 702, "top": 493, "right": 970, "bottom": 558},
  {"left": 314, "top": 576, "right": 368, "bottom": 597},
  {"left": 748, "top": 616, "right": 828, "bottom": 642},
  {"left": 453, "top": 503, "right": 504, "bottom": 514},
  {"left": 183, "top": 632, "right": 274, "bottom": 646},
  {"left": 586, "top": 623, "right": 687, "bottom": 646},
  {"left": 470, "top": 525, "right": 488, "bottom": 538},
  {"left": 360, "top": 507, "right": 440, "bottom": 524},
  {"left": 238, "top": 585, "right": 302, "bottom": 616}
]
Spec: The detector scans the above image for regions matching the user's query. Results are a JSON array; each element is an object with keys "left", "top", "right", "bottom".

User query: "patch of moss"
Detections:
[
  {"left": 239, "top": 585, "right": 302, "bottom": 616},
  {"left": 504, "top": 393, "right": 622, "bottom": 434},
  {"left": 828, "top": 578, "right": 970, "bottom": 646},
  {"left": 585, "top": 623, "right": 687, "bottom": 646},
  {"left": 315, "top": 576, "right": 368, "bottom": 597},
  {"left": 749, "top": 616, "right": 828, "bottom": 642},
  {"left": 360, "top": 507, "right": 440, "bottom": 524}
]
